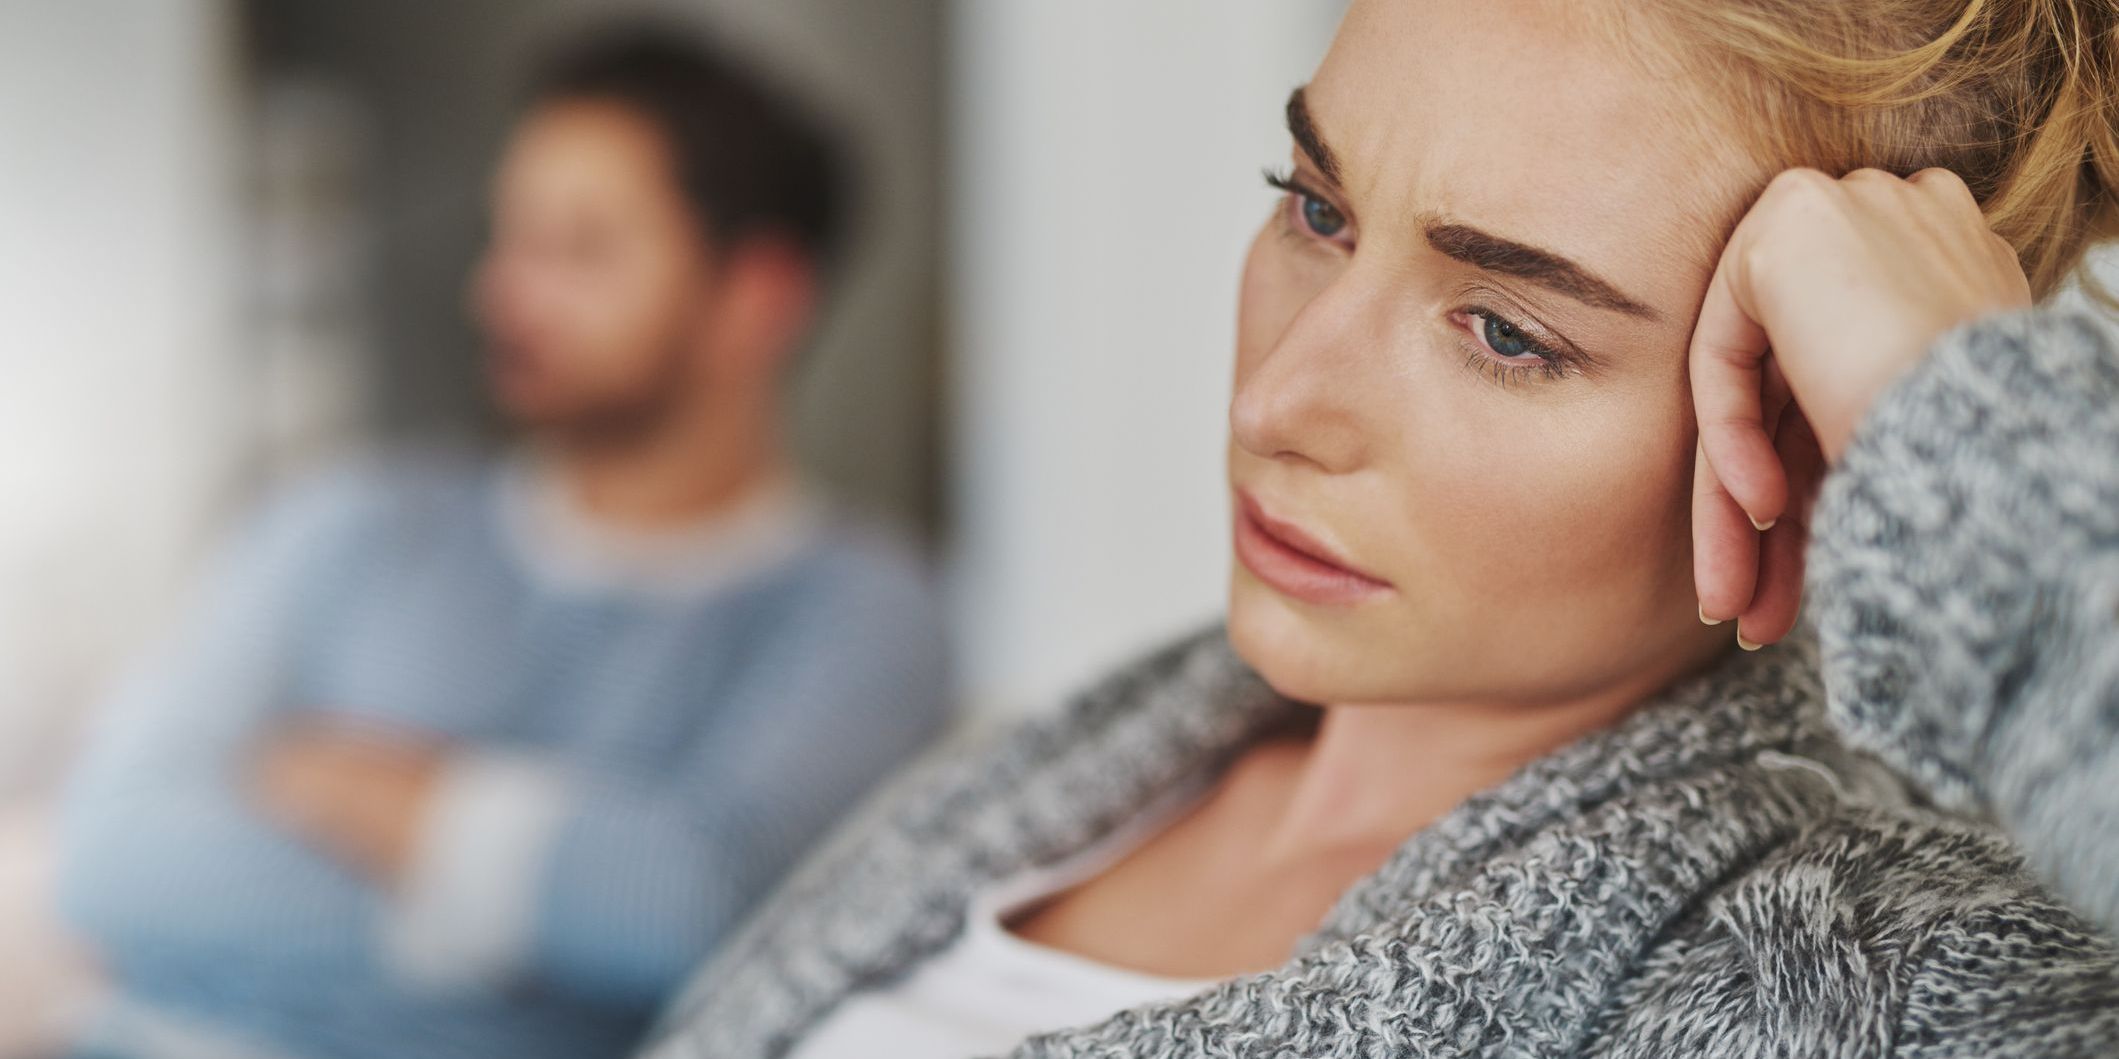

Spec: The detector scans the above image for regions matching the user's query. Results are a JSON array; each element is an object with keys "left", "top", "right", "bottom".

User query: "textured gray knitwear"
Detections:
[{"left": 645, "top": 306, "right": 2119, "bottom": 1058}]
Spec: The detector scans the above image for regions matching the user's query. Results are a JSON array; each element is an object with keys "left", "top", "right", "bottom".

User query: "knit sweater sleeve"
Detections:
[
  {"left": 1806, "top": 305, "right": 2119, "bottom": 938},
  {"left": 1891, "top": 902, "right": 2119, "bottom": 1059}
]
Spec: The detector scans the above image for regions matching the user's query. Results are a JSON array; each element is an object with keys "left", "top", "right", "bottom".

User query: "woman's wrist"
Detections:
[{"left": 1806, "top": 304, "right": 2119, "bottom": 809}]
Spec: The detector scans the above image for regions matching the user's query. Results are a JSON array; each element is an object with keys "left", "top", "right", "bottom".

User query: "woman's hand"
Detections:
[{"left": 1690, "top": 167, "right": 2032, "bottom": 647}]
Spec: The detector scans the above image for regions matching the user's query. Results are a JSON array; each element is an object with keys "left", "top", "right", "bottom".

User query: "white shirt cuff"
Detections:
[{"left": 378, "top": 750, "right": 570, "bottom": 993}]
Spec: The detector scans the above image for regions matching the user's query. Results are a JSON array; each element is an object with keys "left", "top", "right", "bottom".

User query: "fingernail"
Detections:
[
  {"left": 1699, "top": 605, "right": 1723, "bottom": 626},
  {"left": 1736, "top": 630, "right": 1764, "bottom": 651},
  {"left": 1749, "top": 515, "right": 1777, "bottom": 532}
]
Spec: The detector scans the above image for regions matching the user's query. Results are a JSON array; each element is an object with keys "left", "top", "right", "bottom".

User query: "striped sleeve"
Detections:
[
  {"left": 393, "top": 542, "right": 954, "bottom": 1007},
  {"left": 59, "top": 467, "right": 384, "bottom": 959}
]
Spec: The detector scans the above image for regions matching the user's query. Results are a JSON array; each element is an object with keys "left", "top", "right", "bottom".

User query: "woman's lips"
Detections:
[{"left": 1231, "top": 490, "right": 1393, "bottom": 605}]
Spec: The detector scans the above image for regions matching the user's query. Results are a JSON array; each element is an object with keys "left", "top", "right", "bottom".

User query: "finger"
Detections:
[
  {"left": 1737, "top": 404, "right": 1823, "bottom": 645},
  {"left": 1986, "top": 229, "right": 2036, "bottom": 305},
  {"left": 1906, "top": 165, "right": 1977, "bottom": 209},
  {"left": 1693, "top": 438, "right": 1759, "bottom": 623},
  {"left": 1760, "top": 354, "right": 1792, "bottom": 447},
  {"left": 1778, "top": 400, "right": 1828, "bottom": 532},
  {"left": 1690, "top": 239, "right": 1789, "bottom": 529},
  {"left": 1737, "top": 516, "right": 1809, "bottom": 648},
  {"left": 1754, "top": 354, "right": 1795, "bottom": 518}
]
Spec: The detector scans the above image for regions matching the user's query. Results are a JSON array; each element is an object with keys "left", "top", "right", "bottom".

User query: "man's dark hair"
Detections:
[{"left": 527, "top": 22, "right": 851, "bottom": 269}]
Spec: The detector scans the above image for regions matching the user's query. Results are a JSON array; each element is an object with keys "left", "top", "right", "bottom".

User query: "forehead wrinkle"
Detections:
[{"left": 1312, "top": 0, "right": 1756, "bottom": 324}]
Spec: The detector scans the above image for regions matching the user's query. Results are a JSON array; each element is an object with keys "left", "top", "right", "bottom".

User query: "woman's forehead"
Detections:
[{"left": 1310, "top": 0, "right": 1753, "bottom": 308}]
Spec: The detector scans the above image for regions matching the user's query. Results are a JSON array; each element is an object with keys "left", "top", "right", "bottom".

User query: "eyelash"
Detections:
[
  {"left": 1263, "top": 168, "right": 1347, "bottom": 246},
  {"left": 1456, "top": 309, "right": 1572, "bottom": 386},
  {"left": 1261, "top": 168, "right": 1578, "bottom": 388}
]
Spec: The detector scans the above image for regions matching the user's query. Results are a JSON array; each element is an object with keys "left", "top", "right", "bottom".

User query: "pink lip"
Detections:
[{"left": 1231, "top": 489, "right": 1393, "bottom": 605}]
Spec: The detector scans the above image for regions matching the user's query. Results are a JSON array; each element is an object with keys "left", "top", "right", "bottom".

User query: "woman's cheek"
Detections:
[
  {"left": 1534, "top": 421, "right": 1696, "bottom": 606},
  {"left": 1390, "top": 397, "right": 1668, "bottom": 603}
]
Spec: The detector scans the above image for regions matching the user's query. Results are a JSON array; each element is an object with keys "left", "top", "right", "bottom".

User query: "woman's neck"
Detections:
[{"left": 1258, "top": 646, "right": 1730, "bottom": 865}]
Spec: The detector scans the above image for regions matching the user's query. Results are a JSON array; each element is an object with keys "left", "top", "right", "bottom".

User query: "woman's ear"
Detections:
[{"left": 700, "top": 234, "right": 822, "bottom": 377}]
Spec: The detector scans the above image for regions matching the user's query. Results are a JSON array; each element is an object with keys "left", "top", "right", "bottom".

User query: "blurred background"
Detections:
[{"left": 0, "top": 0, "right": 1342, "bottom": 1049}]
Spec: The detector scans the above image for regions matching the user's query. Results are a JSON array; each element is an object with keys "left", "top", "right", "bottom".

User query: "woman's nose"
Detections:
[{"left": 1229, "top": 284, "right": 1373, "bottom": 474}]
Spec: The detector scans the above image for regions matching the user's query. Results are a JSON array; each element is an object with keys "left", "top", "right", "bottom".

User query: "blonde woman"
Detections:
[{"left": 648, "top": 1, "right": 2119, "bottom": 1055}]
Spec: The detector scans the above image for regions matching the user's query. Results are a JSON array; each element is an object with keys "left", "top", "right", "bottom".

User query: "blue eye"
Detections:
[
  {"left": 1479, "top": 312, "right": 1539, "bottom": 360},
  {"left": 1299, "top": 193, "right": 1347, "bottom": 238},
  {"left": 1263, "top": 170, "right": 1350, "bottom": 243},
  {"left": 1458, "top": 308, "right": 1574, "bottom": 387}
]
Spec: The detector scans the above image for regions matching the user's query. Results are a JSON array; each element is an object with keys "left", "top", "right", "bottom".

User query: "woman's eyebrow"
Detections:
[
  {"left": 1423, "top": 220, "right": 1664, "bottom": 321},
  {"left": 1285, "top": 87, "right": 1662, "bottom": 323},
  {"left": 1285, "top": 87, "right": 1343, "bottom": 185}
]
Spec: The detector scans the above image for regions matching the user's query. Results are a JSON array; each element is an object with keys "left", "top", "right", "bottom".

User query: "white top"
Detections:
[
  {"left": 497, "top": 451, "right": 827, "bottom": 598},
  {"left": 784, "top": 782, "right": 1221, "bottom": 1059}
]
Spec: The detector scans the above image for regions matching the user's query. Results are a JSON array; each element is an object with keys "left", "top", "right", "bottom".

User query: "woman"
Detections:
[{"left": 648, "top": 0, "right": 2119, "bottom": 1055}]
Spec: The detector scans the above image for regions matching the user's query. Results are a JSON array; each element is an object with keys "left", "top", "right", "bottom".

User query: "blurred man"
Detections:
[{"left": 58, "top": 26, "right": 951, "bottom": 1059}]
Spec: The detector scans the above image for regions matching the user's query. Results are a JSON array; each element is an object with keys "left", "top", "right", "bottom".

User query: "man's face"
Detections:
[{"left": 472, "top": 99, "right": 714, "bottom": 432}]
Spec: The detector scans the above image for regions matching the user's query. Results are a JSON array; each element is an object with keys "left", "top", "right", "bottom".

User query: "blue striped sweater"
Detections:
[{"left": 58, "top": 454, "right": 953, "bottom": 1059}]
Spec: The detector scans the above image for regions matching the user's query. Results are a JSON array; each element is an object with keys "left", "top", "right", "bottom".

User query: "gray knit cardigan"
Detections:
[{"left": 645, "top": 307, "right": 2119, "bottom": 1058}]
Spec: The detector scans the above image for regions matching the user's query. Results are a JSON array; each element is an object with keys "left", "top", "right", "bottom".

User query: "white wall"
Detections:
[
  {"left": 947, "top": 1, "right": 1345, "bottom": 717},
  {"left": 0, "top": 0, "right": 245, "bottom": 792}
]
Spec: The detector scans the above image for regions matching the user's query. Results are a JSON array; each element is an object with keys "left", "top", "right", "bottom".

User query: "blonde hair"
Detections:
[{"left": 1643, "top": 0, "right": 2119, "bottom": 302}]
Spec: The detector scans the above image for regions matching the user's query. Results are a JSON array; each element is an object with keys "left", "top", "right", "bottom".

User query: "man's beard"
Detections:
[{"left": 511, "top": 343, "right": 700, "bottom": 452}]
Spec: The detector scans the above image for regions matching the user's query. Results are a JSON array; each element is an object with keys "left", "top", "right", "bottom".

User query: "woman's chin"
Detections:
[{"left": 1228, "top": 583, "right": 1400, "bottom": 706}]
